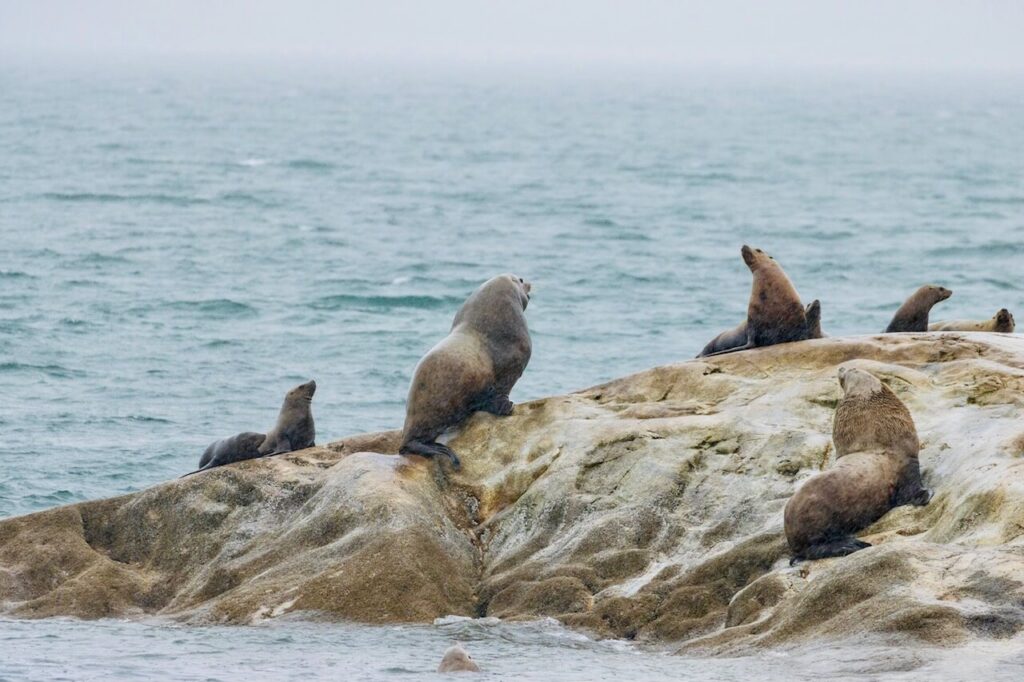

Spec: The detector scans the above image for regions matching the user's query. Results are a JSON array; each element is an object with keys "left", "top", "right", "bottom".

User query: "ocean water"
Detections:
[{"left": 2, "top": 59, "right": 1023, "bottom": 678}]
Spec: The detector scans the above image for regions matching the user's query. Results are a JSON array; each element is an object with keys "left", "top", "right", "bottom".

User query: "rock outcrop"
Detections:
[{"left": 2, "top": 333, "right": 1024, "bottom": 655}]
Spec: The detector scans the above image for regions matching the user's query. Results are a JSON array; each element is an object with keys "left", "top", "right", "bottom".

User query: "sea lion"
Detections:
[
  {"left": 929, "top": 308, "right": 1015, "bottom": 333},
  {"left": 697, "top": 245, "right": 812, "bottom": 357},
  {"left": 784, "top": 367, "right": 931, "bottom": 563},
  {"left": 437, "top": 644, "right": 481, "bottom": 673},
  {"left": 186, "top": 380, "right": 316, "bottom": 476},
  {"left": 697, "top": 296, "right": 822, "bottom": 358},
  {"left": 883, "top": 285, "right": 952, "bottom": 332},
  {"left": 400, "top": 274, "right": 532, "bottom": 471}
]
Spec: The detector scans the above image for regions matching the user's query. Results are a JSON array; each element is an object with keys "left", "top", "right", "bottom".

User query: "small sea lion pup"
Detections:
[
  {"left": 784, "top": 367, "right": 931, "bottom": 563},
  {"left": 883, "top": 284, "right": 952, "bottom": 332},
  {"left": 929, "top": 308, "right": 1015, "bottom": 334},
  {"left": 437, "top": 643, "right": 481, "bottom": 673},
  {"left": 697, "top": 245, "right": 813, "bottom": 357},
  {"left": 401, "top": 274, "right": 532, "bottom": 471},
  {"left": 184, "top": 380, "right": 316, "bottom": 476}
]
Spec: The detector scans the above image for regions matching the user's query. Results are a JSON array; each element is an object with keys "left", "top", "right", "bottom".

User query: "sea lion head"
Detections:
[
  {"left": 498, "top": 272, "right": 532, "bottom": 310},
  {"left": 995, "top": 308, "right": 1015, "bottom": 332},
  {"left": 437, "top": 643, "right": 480, "bottom": 673},
  {"left": 285, "top": 379, "right": 317, "bottom": 404},
  {"left": 837, "top": 366, "right": 884, "bottom": 398},
  {"left": 923, "top": 284, "right": 953, "bottom": 303},
  {"left": 740, "top": 244, "right": 774, "bottom": 271}
]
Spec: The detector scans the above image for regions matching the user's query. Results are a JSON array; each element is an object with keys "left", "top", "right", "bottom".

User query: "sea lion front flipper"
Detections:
[
  {"left": 908, "top": 487, "right": 933, "bottom": 506},
  {"left": 481, "top": 394, "right": 514, "bottom": 416},
  {"left": 400, "top": 440, "right": 462, "bottom": 471},
  {"left": 256, "top": 435, "right": 283, "bottom": 456}
]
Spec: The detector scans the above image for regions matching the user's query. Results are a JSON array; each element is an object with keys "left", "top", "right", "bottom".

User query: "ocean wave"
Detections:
[
  {"left": 41, "top": 192, "right": 209, "bottom": 206},
  {"left": 0, "top": 270, "right": 36, "bottom": 280},
  {"left": 309, "top": 294, "right": 462, "bottom": 311},
  {"left": 0, "top": 362, "right": 84, "bottom": 378},
  {"left": 927, "top": 241, "right": 1024, "bottom": 257},
  {"left": 217, "top": 191, "right": 278, "bottom": 208},
  {"left": 74, "top": 253, "right": 132, "bottom": 265},
  {"left": 285, "top": 159, "right": 335, "bottom": 171},
  {"left": 164, "top": 299, "right": 259, "bottom": 317},
  {"left": 122, "top": 415, "right": 173, "bottom": 424},
  {"left": 967, "top": 195, "right": 1024, "bottom": 205}
]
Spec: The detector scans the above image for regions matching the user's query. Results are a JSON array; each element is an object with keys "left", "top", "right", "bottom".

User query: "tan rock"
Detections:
[{"left": 2, "top": 333, "right": 1024, "bottom": 655}]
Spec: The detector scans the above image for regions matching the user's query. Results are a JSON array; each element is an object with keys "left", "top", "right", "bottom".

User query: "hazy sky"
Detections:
[{"left": 2, "top": 0, "right": 1023, "bottom": 72}]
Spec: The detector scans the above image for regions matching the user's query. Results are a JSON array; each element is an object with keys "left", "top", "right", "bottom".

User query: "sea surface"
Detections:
[{"left": 1, "top": 59, "right": 1023, "bottom": 679}]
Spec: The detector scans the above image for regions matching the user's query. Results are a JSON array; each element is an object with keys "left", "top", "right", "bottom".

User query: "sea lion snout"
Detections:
[
  {"left": 741, "top": 244, "right": 771, "bottom": 269},
  {"left": 740, "top": 244, "right": 755, "bottom": 267},
  {"left": 289, "top": 379, "right": 317, "bottom": 401},
  {"left": 936, "top": 286, "right": 953, "bottom": 301}
]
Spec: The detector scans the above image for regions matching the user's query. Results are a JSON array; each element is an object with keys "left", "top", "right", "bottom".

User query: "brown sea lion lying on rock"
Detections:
[
  {"left": 784, "top": 367, "right": 931, "bottom": 563},
  {"left": 929, "top": 308, "right": 1015, "bottom": 333},
  {"left": 400, "top": 274, "right": 532, "bottom": 471},
  {"left": 697, "top": 246, "right": 816, "bottom": 357},
  {"left": 884, "top": 284, "right": 952, "bottom": 332},
  {"left": 184, "top": 380, "right": 316, "bottom": 476}
]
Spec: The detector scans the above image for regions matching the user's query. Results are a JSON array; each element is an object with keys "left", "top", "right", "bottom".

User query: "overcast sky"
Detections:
[{"left": 2, "top": 0, "right": 1023, "bottom": 72}]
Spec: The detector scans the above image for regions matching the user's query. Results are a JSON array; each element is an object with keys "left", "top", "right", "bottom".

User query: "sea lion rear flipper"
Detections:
[
  {"left": 702, "top": 341, "right": 755, "bottom": 358},
  {"left": 798, "top": 538, "right": 871, "bottom": 563},
  {"left": 179, "top": 464, "right": 211, "bottom": 478},
  {"left": 400, "top": 440, "right": 462, "bottom": 471}
]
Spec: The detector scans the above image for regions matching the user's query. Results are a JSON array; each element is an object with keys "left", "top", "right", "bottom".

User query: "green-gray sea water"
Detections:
[{"left": 1, "top": 60, "right": 1022, "bottom": 680}]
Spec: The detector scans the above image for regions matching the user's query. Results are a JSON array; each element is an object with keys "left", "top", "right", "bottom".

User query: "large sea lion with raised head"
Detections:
[
  {"left": 784, "top": 367, "right": 931, "bottom": 563},
  {"left": 697, "top": 245, "right": 812, "bottom": 357},
  {"left": 929, "top": 308, "right": 1015, "bottom": 333},
  {"left": 437, "top": 644, "right": 481, "bottom": 673},
  {"left": 400, "top": 274, "right": 532, "bottom": 471},
  {"left": 697, "top": 297, "right": 823, "bottom": 357},
  {"left": 186, "top": 379, "right": 316, "bottom": 476},
  {"left": 883, "top": 285, "right": 952, "bottom": 332}
]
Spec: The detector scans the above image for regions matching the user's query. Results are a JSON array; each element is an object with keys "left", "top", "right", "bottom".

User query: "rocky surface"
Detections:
[{"left": 2, "top": 333, "right": 1024, "bottom": 656}]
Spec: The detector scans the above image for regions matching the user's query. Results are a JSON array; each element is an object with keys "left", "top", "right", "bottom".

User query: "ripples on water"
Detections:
[
  {"left": 2, "top": 615, "right": 1023, "bottom": 682},
  {"left": 1, "top": 60, "right": 1023, "bottom": 678}
]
